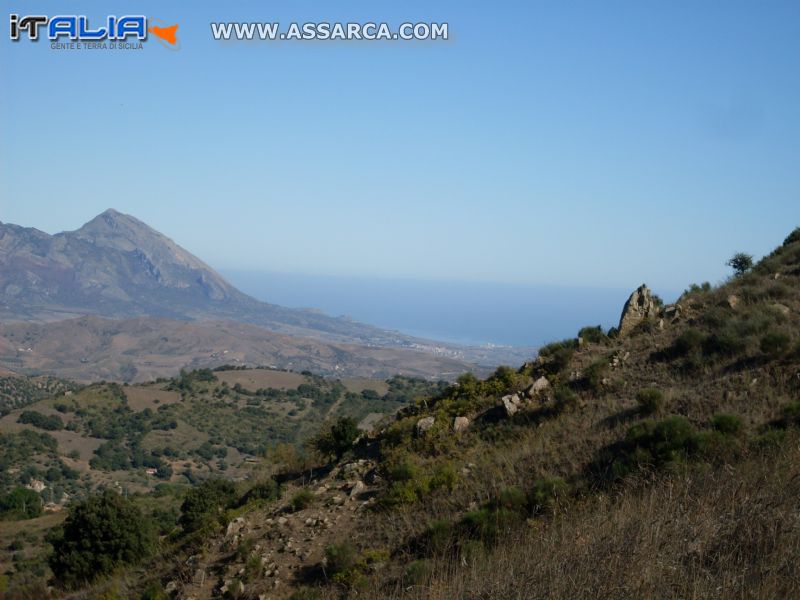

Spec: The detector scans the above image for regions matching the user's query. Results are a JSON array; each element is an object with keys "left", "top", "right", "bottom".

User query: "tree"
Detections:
[
  {"left": 179, "top": 479, "right": 237, "bottom": 534},
  {"left": 0, "top": 487, "right": 43, "bottom": 520},
  {"left": 313, "top": 417, "right": 359, "bottom": 460},
  {"left": 49, "top": 489, "right": 156, "bottom": 588},
  {"left": 726, "top": 252, "right": 753, "bottom": 276}
]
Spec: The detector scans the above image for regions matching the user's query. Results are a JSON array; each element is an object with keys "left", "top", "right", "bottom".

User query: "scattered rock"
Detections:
[
  {"left": 501, "top": 394, "right": 522, "bottom": 417},
  {"left": 529, "top": 376, "right": 550, "bottom": 395},
  {"left": 193, "top": 568, "right": 206, "bottom": 585},
  {"left": 618, "top": 284, "right": 658, "bottom": 337},
  {"left": 225, "top": 517, "right": 246, "bottom": 539},
  {"left": 453, "top": 416, "right": 470, "bottom": 432},
  {"left": 416, "top": 416, "right": 436, "bottom": 435},
  {"left": 277, "top": 516, "right": 288, "bottom": 526},
  {"left": 349, "top": 480, "right": 366, "bottom": 498}
]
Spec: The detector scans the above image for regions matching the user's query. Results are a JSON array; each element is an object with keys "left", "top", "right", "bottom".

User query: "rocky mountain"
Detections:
[
  {"left": 0, "top": 210, "right": 532, "bottom": 370},
  {"left": 0, "top": 210, "right": 385, "bottom": 339}
]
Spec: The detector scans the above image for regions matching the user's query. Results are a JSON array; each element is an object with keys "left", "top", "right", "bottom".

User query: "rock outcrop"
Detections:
[
  {"left": 416, "top": 416, "right": 436, "bottom": 435},
  {"left": 501, "top": 394, "right": 522, "bottom": 417},
  {"left": 618, "top": 284, "right": 658, "bottom": 337},
  {"left": 453, "top": 416, "right": 470, "bottom": 432}
]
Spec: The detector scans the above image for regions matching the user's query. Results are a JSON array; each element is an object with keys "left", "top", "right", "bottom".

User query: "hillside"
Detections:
[
  {"left": 0, "top": 316, "right": 484, "bottom": 383},
  {"left": 2, "top": 228, "right": 799, "bottom": 599},
  {"left": 0, "top": 210, "right": 531, "bottom": 370}
]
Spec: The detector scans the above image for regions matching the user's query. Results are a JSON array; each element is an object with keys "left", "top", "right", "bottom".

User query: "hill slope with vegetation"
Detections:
[{"left": 3, "top": 228, "right": 800, "bottom": 599}]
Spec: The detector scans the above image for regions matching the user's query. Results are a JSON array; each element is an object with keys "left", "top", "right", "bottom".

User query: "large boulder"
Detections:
[{"left": 618, "top": 284, "right": 658, "bottom": 337}]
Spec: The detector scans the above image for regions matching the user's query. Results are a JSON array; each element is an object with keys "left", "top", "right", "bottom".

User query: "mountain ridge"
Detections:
[{"left": 0, "top": 210, "right": 532, "bottom": 368}]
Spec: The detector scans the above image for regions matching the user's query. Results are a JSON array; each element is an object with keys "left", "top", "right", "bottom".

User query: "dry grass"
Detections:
[{"left": 389, "top": 440, "right": 800, "bottom": 599}]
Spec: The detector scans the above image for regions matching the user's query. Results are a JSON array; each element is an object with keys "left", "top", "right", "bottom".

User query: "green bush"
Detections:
[
  {"left": 610, "top": 416, "right": 699, "bottom": 479},
  {"left": 429, "top": 463, "right": 458, "bottom": 492},
  {"left": 0, "top": 487, "right": 43, "bottom": 520},
  {"left": 538, "top": 339, "right": 578, "bottom": 375},
  {"left": 404, "top": 560, "right": 431, "bottom": 585},
  {"left": 239, "top": 479, "right": 281, "bottom": 506},
  {"left": 420, "top": 519, "right": 455, "bottom": 555},
  {"left": 712, "top": 413, "right": 743, "bottom": 436},
  {"left": 17, "top": 410, "right": 63, "bottom": 431},
  {"left": 325, "top": 542, "right": 357, "bottom": 576},
  {"left": 702, "top": 331, "right": 747, "bottom": 358},
  {"left": 179, "top": 479, "right": 237, "bottom": 534},
  {"left": 460, "top": 506, "right": 520, "bottom": 546},
  {"left": 528, "top": 476, "right": 569, "bottom": 514},
  {"left": 635, "top": 388, "right": 663, "bottom": 415},
  {"left": 289, "top": 489, "right": 314, "bottom": 512},
  {"left": 583, "top": 360, "right": 609, "bottom": 394},
  {"left": 672, "top": 329, "right": 704, "bottom": 357},
  {"left": 760, "top": 331, "right": 791, "bottom": 357},
  {"left": 49, "top": 490, "right": 156, "bottom": 588},
  {"left": 492, "top": 486, "right": 528, "bottom": 514},
  {"left": 313, "top": 417, "right": 359, "bottom": 460},
  {"left": 553, "top": 386, "right": 578, "bottom": 412},
  {"left": 578, "top": 325, "right": 607, "bottom": 344}
]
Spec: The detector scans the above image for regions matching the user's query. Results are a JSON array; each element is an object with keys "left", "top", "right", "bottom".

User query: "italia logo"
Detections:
[{"left": 9, "top": 14, "right": 180, "bottom": 48}]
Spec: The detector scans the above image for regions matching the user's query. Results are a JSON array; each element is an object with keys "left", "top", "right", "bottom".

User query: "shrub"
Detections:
[
  {"left": 538, "top": 339, "right": 578, "bottom": 375},
  {"left": 179, "top": 479, "right": 237, "bottom": 534},
  {"left": 404, "top": 560, "right": 431, "bottom": 585},
  {"left": 712, "top": 413, "right": 743, "bottom": 436},
  {"left": 702, "top": 331, "right": 747, "bottom": 358},
  {"left": 491, "top": 486, "right": 527, "bottom": 514},
  {"left": 325, "top": 542, "right": 357, "bottom": 576},
  {"left": 636, "top": 388, "right": 663, "bottom": 415},
  {"left": 420, "top": 520, "right": 455, "bottom": 555},
  {"left": 760, "top": 331, "right": 791, "bottom": 357},
  {"left": 528, "top": 476, "right": 569, "bottom": 515},
  {"left": 553, "top": 386, "right": 578, "bottom": 413},
  {"left": 49, "top": 490, "right": 156, "bottom": 588},
  {"left": 583, "top": 360, "right": 609, "bottom": 394},
  {"left": 313, "top": 417, "right": 359, "bottom": 460},
  {"left": 239, "top": 479, "right": 281, "bottom": 506},
  {"left": 672, "top": 329, "right": 704, "bottom": 357},
  {"left": 17, "top": 410, "right": 63, "bottom": 431},
  {"left": 578, "top": 325, "right": 607, "bottom": 344},
  {"left": 460, "top": 506, "right": 520, "bottom": 546},
  {"left": 610, "top": 416, "right": 699, "bottom": 479},
  {"left": 429, "top": 463, "right": 458, "bottom": 492},
  {"left": 289, "top": 489, "right": 314, "bottom": 512}
]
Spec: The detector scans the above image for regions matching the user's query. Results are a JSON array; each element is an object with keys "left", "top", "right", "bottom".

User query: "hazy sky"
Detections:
[{"left": 2, "top": 1, "right": 798, "bottom": 291}]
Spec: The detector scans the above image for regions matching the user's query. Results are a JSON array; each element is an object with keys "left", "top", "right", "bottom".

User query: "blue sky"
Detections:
[{"left": 2, "top": 1, "right": 798, "bottom": 291}]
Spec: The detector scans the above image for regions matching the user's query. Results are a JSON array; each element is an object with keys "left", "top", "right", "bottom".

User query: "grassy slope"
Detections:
[{"left": 165, "top": 229, "right": 800, "bottom": 599}]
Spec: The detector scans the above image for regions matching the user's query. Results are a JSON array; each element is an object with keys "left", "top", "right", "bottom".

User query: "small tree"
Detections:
[
  {"left": 726, "top": 252, "right": 753, "bottom": 276},
  {"left": 49, "top": 490, "right": 156, "bottom": 588},
  {"left": 313, "top": 417, "right": 359, "bottom": 460}
]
